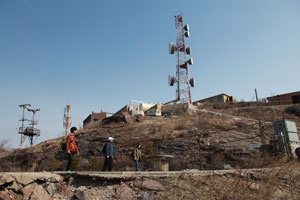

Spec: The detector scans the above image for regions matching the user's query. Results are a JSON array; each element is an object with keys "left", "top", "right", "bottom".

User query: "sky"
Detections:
[{"left": 0, "top": 0, "right": 299, "bottom": 148}]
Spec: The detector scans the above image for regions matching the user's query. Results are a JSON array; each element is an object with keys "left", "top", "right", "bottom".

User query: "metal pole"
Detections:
[
  {"left": 18, "top": 104, "right": 31, "bottom": 148},
  {"left": 27, "top": 108, "right": 40, "bottom": 146},
  {"left": 20, "top": 106, "right": 25, "bottom": 148},
  {"left": 255, "top": 89, "right": 266, "bottom": 156}
]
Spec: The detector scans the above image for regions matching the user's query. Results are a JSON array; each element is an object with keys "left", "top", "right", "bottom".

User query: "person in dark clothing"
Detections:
[
  {"left": 102, "top": 137, "right": 114, "bottom": 171},
  {"left": 66, "top": 127, "right": 79, "bottom": 172}
]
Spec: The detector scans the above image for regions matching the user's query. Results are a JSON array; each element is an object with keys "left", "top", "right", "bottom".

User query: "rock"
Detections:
[
  {"left": 57, "top": 185, "right": 73, "bottom": 197},
  {"left": 21, "top": 183, "right": 51, "bottom": 200},
  {"left": 0, "top": 190, "right": 22, "bottom": 200},
  {"left": 223, "top": 164, "right": 232, "bottom": 170},
  {"left": 8, "top": 181, "right": 22, "bottom": 192},
  {"left": 74, "top": 190, "right": 86, "bottom": 200},
  {"left": 141, "top": 179, "right": 165, "bottom": 191},
  {"left": 271, "top": 190, "right": 290, "bottom": 200},
  {"left": 139, "top": 192, "right": 155, "bottom": 200},
  {"left": 249, "top": 182, "right": 260, "bottom": 191},
  {"left": 67, "top": 176, "right": 74, "bottom": 186},
  {"left": 10, "top": 172, "right": 63, "bottom": 186},
  {"left": 30, "top": 184, "right": 52, "bottom": 200},
  {"left": 21, "top": 183, "right": 39, "bottom": 199},
  {"left": 188, "top": 126, "right": 198, "bottom": 135},
  {"left": 46, "top": 183, "right": 56, "bottom": 197},
  {"left": 0, "top": 191, "right": 10, "bottom": 200},
  {"left": 48, "top": 177, "right": 58, "bottom": 183},
  {"left": 115, "top": 183, "right": 134, "bottom": 200},
  {"left": 0, "top": 174, "right": 14, "bottom": 186}
]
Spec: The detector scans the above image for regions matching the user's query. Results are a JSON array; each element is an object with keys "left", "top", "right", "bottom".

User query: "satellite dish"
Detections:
[
  {"left": 184, "top": 24, "right": 190, "bottom": 31},
  {"left": 189, "top": 77, "right": 194, "bottom": 87},
  {"left": 168, "top": 74, "right": 176, "bottom": 86},
  {"left": 186, "top": 47, "right": 191, "bottom": 55},
  {"left": 187, "top": 58, "right": 193, "bottom": 65},
  {"left": 184, "top": 31, "right": 190, "bottom": 38},
  {"left": 169, "top": 42, "right": 175, "bottom": 54}
]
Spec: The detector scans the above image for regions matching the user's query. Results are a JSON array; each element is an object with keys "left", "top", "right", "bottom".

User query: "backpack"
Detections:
[
  {"left": 131, "top": 149, "right": 135, "bottom": 159},
  {"left": 61, "top": 137, "right": 67, "bottom": 151},
  {"left": 102, "top": 143, "right": 107, "bottom": 154}
]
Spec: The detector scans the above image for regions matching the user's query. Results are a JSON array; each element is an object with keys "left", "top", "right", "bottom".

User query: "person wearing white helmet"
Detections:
[{"left": 102, "top": 137, "right": 114, "bottom": 171}]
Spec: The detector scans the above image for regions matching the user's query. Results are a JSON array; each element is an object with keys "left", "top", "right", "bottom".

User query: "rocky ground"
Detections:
[
  {"left": 0, "top": 103, "right": 300, "bottom": 199},
  {"left": 1, "top": 161, "right": 300, "bottom": 200}
]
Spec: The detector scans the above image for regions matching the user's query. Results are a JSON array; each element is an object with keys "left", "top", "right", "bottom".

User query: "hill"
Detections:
[{"left": 1, "top": 103, "right": 300, "bottom": 172}]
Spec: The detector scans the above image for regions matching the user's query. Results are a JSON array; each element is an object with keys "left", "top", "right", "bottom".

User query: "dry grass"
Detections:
[{"left": 157, "top": 162, "right": 300, "bottom": 200}]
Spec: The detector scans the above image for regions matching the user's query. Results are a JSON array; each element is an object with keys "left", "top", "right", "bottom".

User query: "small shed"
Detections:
[
  {"left": 267, "top": 91, "right": 300, "bottom": 105},
  {"left": 194, "top": 93, "right": 236, "bottom": 104}
]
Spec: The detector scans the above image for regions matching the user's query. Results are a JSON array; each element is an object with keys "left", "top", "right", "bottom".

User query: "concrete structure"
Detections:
[
  {"left": 161, "top": 103, "right": 197, "bottom": 115},
  {"left": 149, "top": 155, "right": 174, "bottom": 171},
  {"left": 83, "top": 112, "right": 107, "bottom": 129},
  {"left": 113, "top": 105, "right": 139, "bottom": 116},
  {"left": 145, "top": 104, "right": 162, "bottom": 116},
  {"left": 267, "top": 91, "right": 300, "bottom": 105},
  {"left": 194, "top": 93, "right": 236, "bottom": 104},
  {"left": 273, "top": 119, "right": 300, "bottom": 159}
]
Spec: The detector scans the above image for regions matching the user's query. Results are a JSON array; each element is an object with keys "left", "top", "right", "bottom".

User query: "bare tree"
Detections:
[{"left": 0, "top": 139, "right": 10, "bottom": 157}]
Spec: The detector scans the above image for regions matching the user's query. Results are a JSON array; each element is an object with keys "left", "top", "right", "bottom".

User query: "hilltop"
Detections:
[{"left": 1, "top": 103, "right": 299, "bottom": 172}]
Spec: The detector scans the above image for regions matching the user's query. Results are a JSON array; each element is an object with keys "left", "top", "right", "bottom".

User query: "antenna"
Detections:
[
  {"left": 168, "top": 14, "right": 194, "bottom": 104},
  {"left": 63, "top": 103, "right": 71, "bottom": 136}
]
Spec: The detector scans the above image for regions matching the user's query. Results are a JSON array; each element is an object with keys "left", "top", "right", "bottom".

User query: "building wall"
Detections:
[
  {"left": 267, "top": 92, "right": 300, "bottom": 105},
  {"left": 83, "top": 112, "right": 107, "bottom": 128},
  {"left": 196, "top": 94, "right": 236, "bottom": 104}
]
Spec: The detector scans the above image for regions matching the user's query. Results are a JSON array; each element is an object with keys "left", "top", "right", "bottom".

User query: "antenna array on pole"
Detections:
[{"left": 168, "top": 14, "right": 194, "bottom": 104}]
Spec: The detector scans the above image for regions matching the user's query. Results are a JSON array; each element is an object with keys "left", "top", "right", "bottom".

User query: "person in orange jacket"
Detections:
[{"left": 66, "top": 127, "right": 79, "bottom": 172}]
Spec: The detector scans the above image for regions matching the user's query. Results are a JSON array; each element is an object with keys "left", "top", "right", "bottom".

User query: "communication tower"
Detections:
[
  {"left": 168, "top": 14, "right": 194, "bottom": 104},
  {"left": 63, "top": 103, "right": 71, "bottom": 136}
]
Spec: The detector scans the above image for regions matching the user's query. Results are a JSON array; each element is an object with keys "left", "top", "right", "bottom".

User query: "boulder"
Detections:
[
  {"left": 57, "top": 185, "right": 73, "bottom": 197},
  {"left": 45, "top": 183, "right": 56, "bottom": 197},
  {"left": 8, "top": 181, "right": 22, "bottom": 192},
  {"left": 141, "top": 179, "right": 165, "bottom": 191},
  {"left": 0, "top": 190, "right": 22, "bottom": 200},
  {"left": 0, "top": 174, "right": 14, "bottom": 186},
  {"left": 115, "top": 183, "right": 134, "bottom": 200},
  {"left": 74, "top": 190, "right": 86, "bottom": 200},
  {"left": 10, "top": 172, "right": 62, "bottom": 186},
  {"left": 21, "top": 183, "right": 51, "bottom": 200},
  {"left": 139, "top": 192, "right": 155, "bottom": 200},
  {"left": 30, "top": 184, "right": 52, "bottom": 200}
]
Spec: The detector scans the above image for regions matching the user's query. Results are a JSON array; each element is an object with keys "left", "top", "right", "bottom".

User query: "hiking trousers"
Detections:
[
  {"left": 135, "top": 160, "right": 140, "bottom": 171},
  {"left": 102, "top": 156, "right": 113, "bottom": 171},
  {"left": 66, "top": 152, "right": 76, "bottom": 171}
]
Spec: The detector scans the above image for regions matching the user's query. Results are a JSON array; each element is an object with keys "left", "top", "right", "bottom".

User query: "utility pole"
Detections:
[
  {"left": 255, "top": 89, "right": 266, "bottom": 156},
  {"left": 27, "top": 108, "right": 40, "bottom": 146},
  {"left": 18, "top": 104, "right": 31, "bottom": 148}
]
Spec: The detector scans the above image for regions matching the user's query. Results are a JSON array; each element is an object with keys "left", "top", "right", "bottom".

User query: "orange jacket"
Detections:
[{"left": 66, "top": 134, "right": 79, "bottom": 153}]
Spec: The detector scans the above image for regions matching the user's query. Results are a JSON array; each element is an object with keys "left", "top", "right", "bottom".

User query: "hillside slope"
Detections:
[{"left": 1, "top": 104, "right": 299, "bottom": 172}]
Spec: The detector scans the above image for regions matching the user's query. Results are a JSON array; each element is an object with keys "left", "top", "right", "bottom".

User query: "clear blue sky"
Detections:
[{"left": 1, "top": 0, "right": 299, "bottom": 148}]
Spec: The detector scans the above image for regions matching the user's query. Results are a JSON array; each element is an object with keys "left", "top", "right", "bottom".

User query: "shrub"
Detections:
[
  {"left": 89, "top": 156, "right": 101, "bottom": 170},
  {"left": 72, "top": 157, "right": 80, "bottom": 170},
  {"left": 285, "top": 105, "right": 300, "bottom": 117},
  {"left": 48, "top": 157, "right": 60, "bottom": 171}
]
